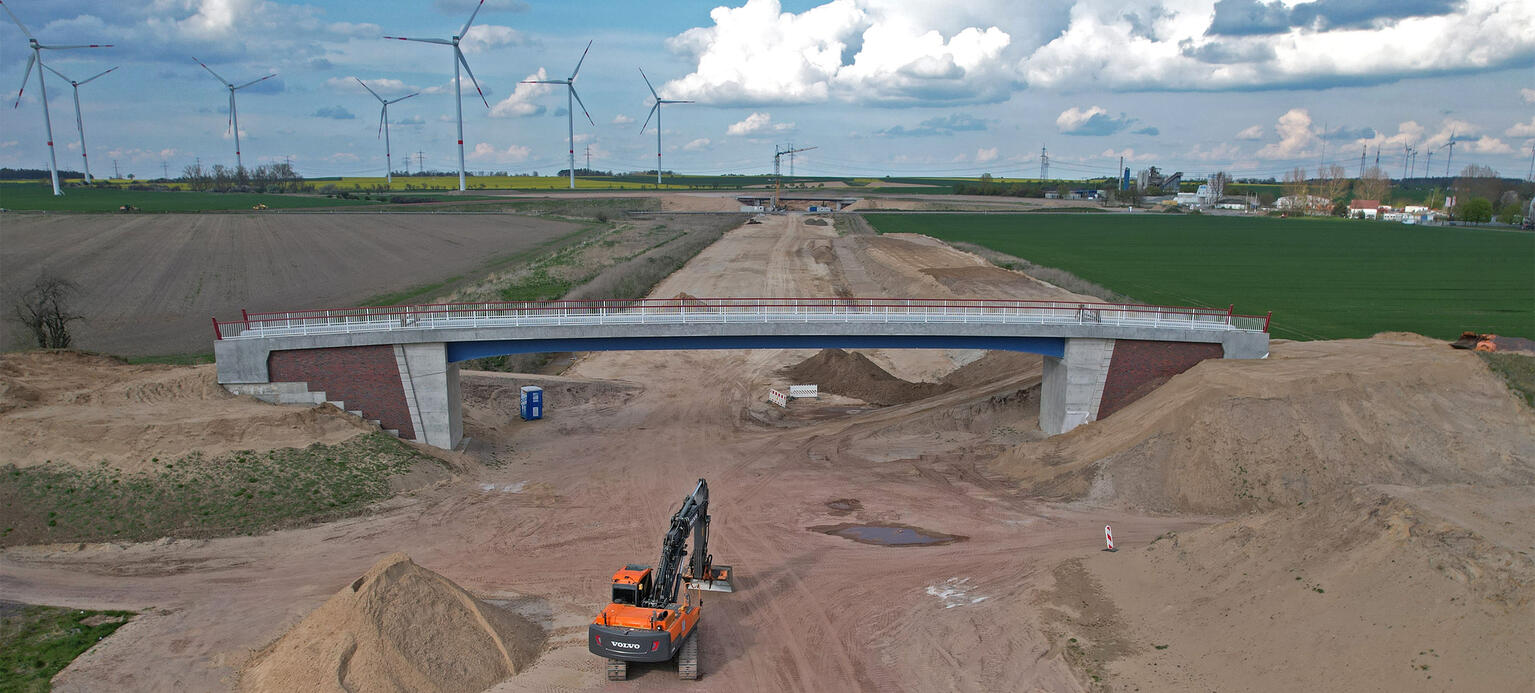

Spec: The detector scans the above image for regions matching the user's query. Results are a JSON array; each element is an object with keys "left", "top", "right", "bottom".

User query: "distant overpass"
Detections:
[{"left": 213, "top": 297, "right": 1270, "bottom": 449}]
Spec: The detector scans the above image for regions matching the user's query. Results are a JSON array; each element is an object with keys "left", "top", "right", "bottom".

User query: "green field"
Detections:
[
  {"left": 864, "top": 213, "right": 1534, "bottom": 340},
  {"left": 0, "top": 184, "right": 380, "bottom": 212}
]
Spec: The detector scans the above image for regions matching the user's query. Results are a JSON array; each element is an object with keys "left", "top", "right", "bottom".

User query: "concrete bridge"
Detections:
[{"left": 213, "top": 298, "right": 1270, "bottom": 449}]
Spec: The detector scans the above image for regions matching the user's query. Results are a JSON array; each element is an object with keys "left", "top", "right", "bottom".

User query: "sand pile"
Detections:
[
  {"left": 996, "top": 334, "right": 1535, "bottom": 514},
  {"left": 0, "top": 351, "right": 372, "bottom": 471},
  {"left": 241, "top": 553, "right": 544, "bottom": 693},
  {"left": 1077, "top": 485, "right": 1535, "bottom": 691},
  {"left": 783, "top": 349, "right": 954, "bottom": 406}
]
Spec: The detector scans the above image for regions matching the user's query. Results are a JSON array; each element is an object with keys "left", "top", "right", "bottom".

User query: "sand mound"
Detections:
[
  {"left": 783, "top": 349, "right": 954, "bottom": 406},
  {"left": 996, "top": 334, "right": 1535, "bottom": 514},
  {"left": 241, "top": 553, "right": 544, "bottom": 693},
  {"left": 0, "top": 351, "right": 372, "bottom": 471},
  {"left": 1079, "top": 485, "right": 1535, "bottom": 691}
]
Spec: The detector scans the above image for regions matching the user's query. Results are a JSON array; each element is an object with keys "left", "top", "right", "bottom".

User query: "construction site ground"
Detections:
[{"left": 2, "top": 212, "right": 1531, "bottom": 692}]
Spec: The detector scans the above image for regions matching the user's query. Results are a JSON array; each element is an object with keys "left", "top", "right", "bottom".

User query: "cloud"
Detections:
[
  {"left": 312, "top": 106, "right": 355, "bottom": 120},
  {"left": 1056, "top": 106, "right": 1137, "bottom": 136},
  {"left": 1319, "top": 124, "right": 1376, "bottom": 141},
  {"left": 460, "top": 24, "right": 532, "bottom": 54},
  {"left": 1507, "top": 117, "right": 1535, "bottom": 138},
  {"left": 326, "top": 77, "right": 417, "bottom": 94},
  {"left": 1523, "top": 88, "right": 1535, "bottom": 104},
  {"left": 0, "top": 141, "right": 17, "bottom": 148},
  {"left": 1255, "top": 108, "right": 1319, "bottom": 159},
  {"left": 488, "top": 69, "right": 551, "bottom": 117},
  {"left": 612, "top": 114, "right": 635, "bottom": 125},
  {"left": 726, "top": 112, "right": 794, "bottom": 136},
  {"left": 975, "top": 147, "right": 998, "bottom": 163},
  {"left": 1132, "top": 126, "right": 1160, "bottom": 136},
  {"left": 682, "top": 138, "right": 713, "bottom": 151},
  {"left": 466, "top": 142, "right": 531, "bottom": 162},
  {"left": 662, "top": 0, "right": 1014, "bottom": 105},
  {"left": 1468, "top": 135, "right": 1513, "bottom": 154},
  {"left": 1236, "top": 125, "right": 1265, "bottom": 140},
  {"left": 306, "top": 57, "right": 333, "bottom": 70},
  {"left": 396, "top": 116, "right": 426, "bottom": 126},
  {"left": 326, "top": 21, "right": 381, "bottom": 38},
  {"left": 1100, "top": 147, "right": 1156, "bottom": 162},
  {"left": 877, "top": 113, "right": 988, "bottom": 137},
  {"left": 1021, "top": 0, "right": 1535, "bottom": 92}
]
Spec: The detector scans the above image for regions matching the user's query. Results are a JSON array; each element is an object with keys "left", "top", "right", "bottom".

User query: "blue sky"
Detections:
[{"left": 2, "top": 0, "right": 1532, "bottom": 180}]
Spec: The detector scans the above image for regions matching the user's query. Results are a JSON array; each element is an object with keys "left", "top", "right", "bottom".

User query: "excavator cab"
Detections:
[{"left": 611, "top": 565, "right": 653, "bottom": 605}]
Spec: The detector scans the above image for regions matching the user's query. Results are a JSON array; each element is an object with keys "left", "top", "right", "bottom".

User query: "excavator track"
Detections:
[
  {"left": 678, "top": 629, "right": 700, "bottom": 680},
  {"left": 607, "top": 658, "right": 628, "bottom": 681}
]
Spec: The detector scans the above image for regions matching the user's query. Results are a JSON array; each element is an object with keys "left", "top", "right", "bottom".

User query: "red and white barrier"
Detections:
[
  {"left": 1104, "top": 525, "right": 1115, "bottom": 551},
  {"left": 767, "top": 389, "right": 788, "bottom": 408}
]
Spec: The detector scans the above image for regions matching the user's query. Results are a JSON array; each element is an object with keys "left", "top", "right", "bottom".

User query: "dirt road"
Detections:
[{"left": 0, "top": 213, "right": 582, "bottom": 356}]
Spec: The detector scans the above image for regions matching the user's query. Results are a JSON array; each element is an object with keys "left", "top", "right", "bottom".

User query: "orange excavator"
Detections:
[{"left": 589, "top": 479, "right": 733, "bottom": 681}]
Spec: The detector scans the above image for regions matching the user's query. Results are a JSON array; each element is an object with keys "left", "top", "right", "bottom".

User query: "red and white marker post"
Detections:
[{"left": 1104, "top": 524, "right": 1116, "bottom": 552}]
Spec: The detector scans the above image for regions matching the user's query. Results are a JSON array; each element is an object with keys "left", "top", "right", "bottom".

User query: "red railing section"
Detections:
[{"left": 213, "top": 297, "right": 1271, "bottom": 340}]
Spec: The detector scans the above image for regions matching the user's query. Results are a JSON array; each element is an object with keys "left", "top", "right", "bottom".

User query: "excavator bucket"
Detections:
[{"left": 685, "top": 565, "right": 734, "bottom": 593}]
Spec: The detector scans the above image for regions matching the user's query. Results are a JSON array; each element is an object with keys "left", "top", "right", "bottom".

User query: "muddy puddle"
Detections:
[{"left": 811, "top": 523, "right": 966, "bottom": 547}]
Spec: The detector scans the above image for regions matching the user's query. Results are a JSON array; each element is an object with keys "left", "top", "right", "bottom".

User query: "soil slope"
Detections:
[
  {"left": 0, "top": 351, "right": 371, "bottom": 471},
  {"left": 241, "top": 552, "right": 544, "bottom": 693}
]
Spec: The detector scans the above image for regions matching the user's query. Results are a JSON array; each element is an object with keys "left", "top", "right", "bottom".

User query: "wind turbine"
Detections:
[
  {"left": 193, "top": 57, "right": 276, "bottom": 172},
  {"left": 638, "top": 67, "right": 692, "bottom": 187},
  {"left": 41, "top": 65, "right": 117, "bottom": 183},
  {"left": 522, "top": 40, "right": 595, "bottom": 189},
  {"left": 384, "top": 0, "right": 491, "bottom": 192},
  {"left": 1443, "top": 130, "right": 1457, "bottom": 177},
  {"left": 355, "top": 78, "right": 419, "bottom": 185},
  {"left": 3, "top": 0, "right": 112, "bottom": 196}
]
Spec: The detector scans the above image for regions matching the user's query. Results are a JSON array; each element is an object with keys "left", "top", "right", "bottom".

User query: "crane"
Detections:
[
  {"left": 589, "top": 479, "right": 732, "bottom": 681},
  {"left": 773, "top": 144, "right": 816, "bottom": 211}
]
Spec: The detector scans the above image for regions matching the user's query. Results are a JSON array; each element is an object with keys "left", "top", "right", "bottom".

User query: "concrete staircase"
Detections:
[{"left": 225, "top": 382, "right": 401, "bottom": 437}]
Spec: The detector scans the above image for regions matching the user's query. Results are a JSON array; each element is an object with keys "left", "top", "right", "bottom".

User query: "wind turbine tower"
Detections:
[
  {"left": 193, "top": 58, "right": 276, "bottom": 171},
  {"left": 639, "top": 67, "right": 693, "bottom": 187},
  {"left": 42, "top": 65, "right": 117, "bottom": 183},
  {"left": 355, "top": 79, "right": 418, "bottom": 184},
  {"left": 1444, "top": 130, "right": 1457, "bottom": 176},
  {"left": 523, "top": 41, "right": 595, "bottom": 189},
  {"left": 384, "top": 0, "right": 491, "bottom": 192},
  {"left": 3, "top": 0, "right": 111, "bottom": 196}
]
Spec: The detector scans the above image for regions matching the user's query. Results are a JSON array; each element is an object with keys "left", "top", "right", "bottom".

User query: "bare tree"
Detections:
[
  {"left": 1356, "top": 165, "right": 1391, "bottom": 204},
  {"left": 14, "top": 273, "right": 84, "bottom": 349},
  {"left": 1317, "top": 164, "right": 1349, "bottom": 212},
  {"left": 1281, "top": 167, "right": 1310, "bottom": 213}
]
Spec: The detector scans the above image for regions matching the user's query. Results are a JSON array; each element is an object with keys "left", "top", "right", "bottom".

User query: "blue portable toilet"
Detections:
[{"left": 519, "top": 386, "right": 543, "bottom": 421}]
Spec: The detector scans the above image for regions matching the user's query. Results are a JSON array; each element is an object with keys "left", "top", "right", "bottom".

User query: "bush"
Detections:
[{"left": 1456, "top": 197, "right": 1493, "bottom": 223}]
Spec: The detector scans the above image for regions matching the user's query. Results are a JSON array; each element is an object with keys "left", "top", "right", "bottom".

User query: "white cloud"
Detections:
[
  {"left": 1522, "top": 88, "right": 1535, "bottom": 104},
  {"left": 612, "top": 114, "right": 634, "bottom": 125},
  {"left": 1506, "top": 117, "right": 1535, "bottom": 139},
  {"left": 726, "top": 112, "right": 794, "bottom": 136},
  {"left": 466, "top": 142, "right": 531, "bottom": 162},
  {"left": 1020, "top": 0, "right": 1535, "bottom": 92},
  {"left": 326, "top": 77, "right": 415, "bottom": 94},
  {"left": 1055, "top": 105, "right": 1136, "bottom": 136},
  {"left": 682, "top": 138, "right": 712, "bottom": 151},
  {"left": 327, "top": 21, "right": 381, "bottom": 38},
  {"left": 1099, "top": 147, "right": 1155, "bottom": 162},
  {"left": 1235, "top": 125, "right": 1265, "bottom": 140},
  {"left": 662, "top": 0, "right": 1013, "bottom": 105},
  {"left": 1256, "top": 109, "right": 1319, "bottom": 159},
  {"left": 1468, "top": 135, "right": 1512, "bottom": 154},
  {"left": 1, "top": 140, "right": 17, "bottom": 148},
  {"left": 1187, "top": 142, "right": 1243, "bottom": 162},
  {"left": 975, "top": 147, "right": 998, "bottom": 163},
  {"left": 459, "top": 24, "right": 529, "bottom": 54},
  {"left": 488, "top": 69, "right": 550, "bottom": 118}
]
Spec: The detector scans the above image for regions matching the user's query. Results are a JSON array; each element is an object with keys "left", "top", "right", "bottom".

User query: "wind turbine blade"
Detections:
[
  {"left": 383, "top": 36, "right": 453, "bottom": 45},
  {"left": 12, "top": 52, "right": 34, "bottom": 108},
  {"left": 456, "top": 49, "right": 488, "bottom": 108},
  {"left": 570, "top": 85, "right": 594, "bottom": 127},
  {"left": 227, "top": 92, "right": 235, "bottom": 132},
  {"left": 570, "top": 40, "right": 592, "bottom": 81},
  {"left": 640, "top": 103, "right": 658, "bottom": 133},
  {"left": 0, "top": 0, "right": 34, "bottom": 39},
  {"left": 193, "top": 57, "right": 230, "bottom": 85},
  {"left": 661, "top": 99, "right": 694, "bottom": 104},
  {"left": 520, "top": 80, "right": 564, "bottom": 85},
  {"left": 42, "top": 62, "right": 70, "bottom": 83},
  {"left": 36, "top": 43, "right": 112, "bottom": 49},
  {"left": 459, "top": 0, "right": 486, "bottom": 38},
  {"left": 355, "top": 77, "right": 383, "bottom": 102},
  {"left": 233, "top": 73, "right": 276, "bottom": 90},
  {"left": 378, "top": 105, "right": 386, "bottom": 138},
  {"left": 78, "top": 66, "right": 118, "bottom": 85},
  {"left": 389, "top": 92, "right": 420, "bottom": 105},
  {"left": 638, "top": 67, "right": 659, "bottom": 99}
]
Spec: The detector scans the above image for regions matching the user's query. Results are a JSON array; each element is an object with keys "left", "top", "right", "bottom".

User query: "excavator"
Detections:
[{"left": 589, "top": 479, "right": 733, "bottom": 681}]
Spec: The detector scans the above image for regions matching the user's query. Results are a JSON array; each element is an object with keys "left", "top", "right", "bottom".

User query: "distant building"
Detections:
[{"left": 1349, "top": 199, "right": 1380, "bottom": 219}]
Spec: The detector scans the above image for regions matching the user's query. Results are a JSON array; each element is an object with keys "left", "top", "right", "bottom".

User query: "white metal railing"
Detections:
[{"left": 216, "top": 298, "right": 1269, "bottom": 340}]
